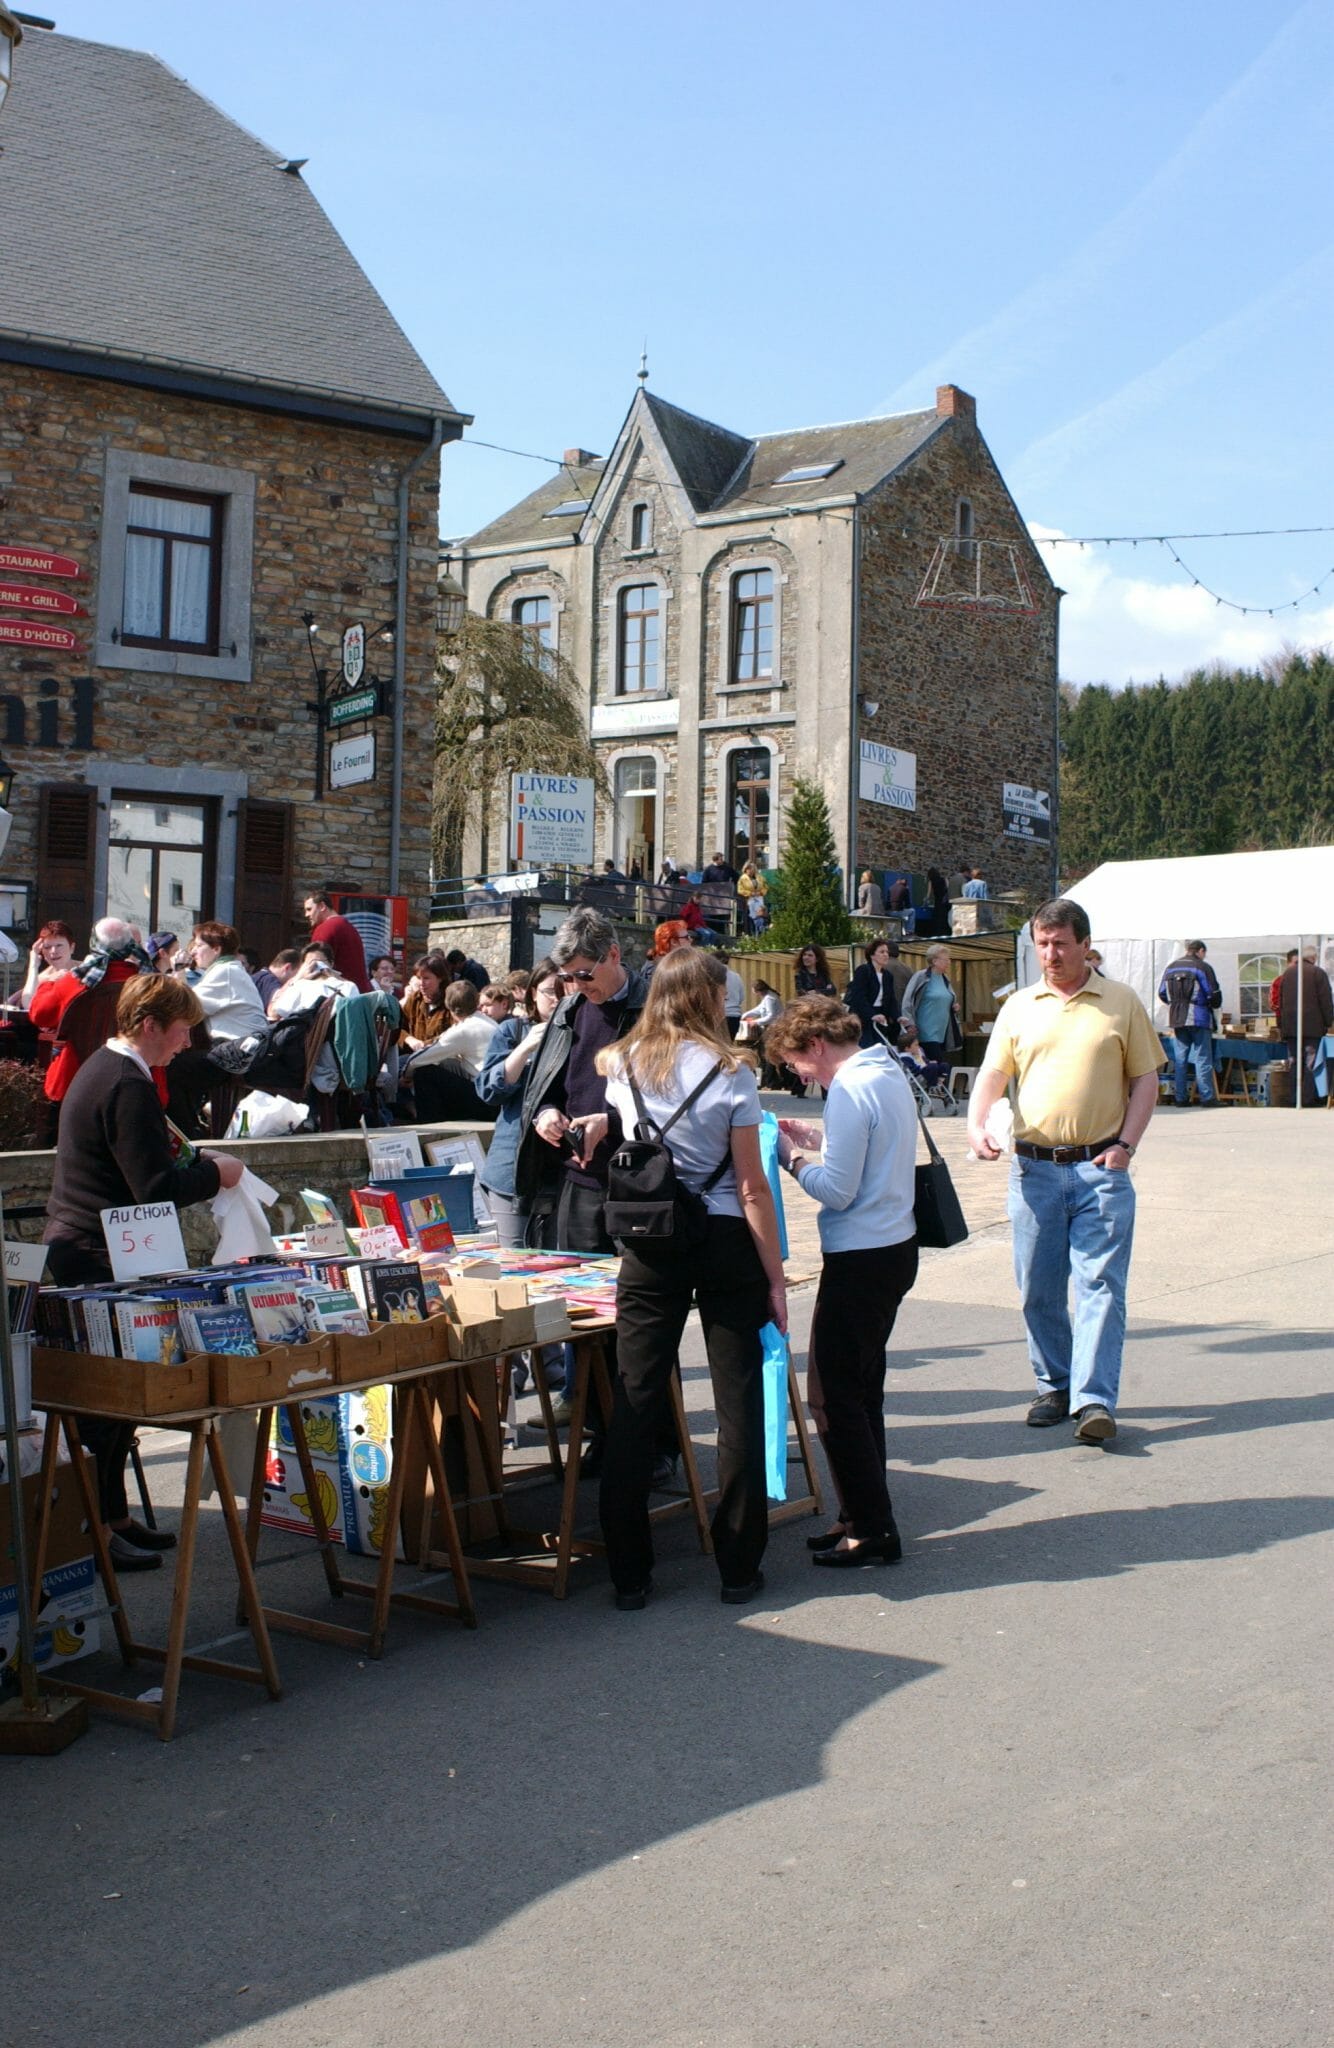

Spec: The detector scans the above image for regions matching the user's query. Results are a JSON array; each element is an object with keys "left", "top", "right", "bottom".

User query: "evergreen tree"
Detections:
[{"left": 766, "top": 778, "right": 853, "bottom": 948}]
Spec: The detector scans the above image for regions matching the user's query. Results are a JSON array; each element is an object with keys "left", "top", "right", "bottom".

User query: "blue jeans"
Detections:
[
  {"left": 1171, "top": 1024, "right": 1216, "bottom": 1104},
  {"left": 1008, "top": 1156, "right": 1136, "bottom": 1414}
]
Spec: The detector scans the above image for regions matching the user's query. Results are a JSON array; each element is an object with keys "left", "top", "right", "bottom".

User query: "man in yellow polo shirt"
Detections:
[{"left": 967, "top": 898, "right": 1164, "bottom": 1443}]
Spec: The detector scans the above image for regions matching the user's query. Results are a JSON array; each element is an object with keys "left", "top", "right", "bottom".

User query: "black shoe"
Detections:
[
  {"left": 806, "top": 1525, "right": 848, "bottom": 1552},
  {"left": 107, "top": 1532, "right": 163, "bottom": 1572},
  {"left": 720, "top": 1570, "right": 765, "bottom": 1604},
  {"left": 812, "top": 1526, "right": 902, "bottom": 1569},
  {"left": 614, "top": 1581, "right": 652, "bottom": 1612},
  {"left": 650, "top": 1453, "right": 680, "bottom": 1492},
  {"left": 579, "top": 1441, "right": 605, "bottom": 1478},
  {"left": 1074, "top": 1404, "right": 1117, "bottom": 1443},
  {"left": 1026, "top": 1390, "right": 1071, "bottom": 1427},
  {"left": 115, "top": 1519, "right": 176, "bottom": 1551}
]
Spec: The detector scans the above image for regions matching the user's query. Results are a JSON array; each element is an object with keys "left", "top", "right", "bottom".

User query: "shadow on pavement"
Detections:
[{"left": 891, "top": 1493, "right": 1333, "bottom": 1598}]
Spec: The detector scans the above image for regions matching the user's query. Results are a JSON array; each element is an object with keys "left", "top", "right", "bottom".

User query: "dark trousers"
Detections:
[
  {"left": 45, "top": 1236, "right": 134, "bottom": 1524},
  {"left": 805, "top": 1237, "right": 918, "bottom": 1538},
  {"left": 600, "top": 1216, "right": 769, "bottom": 1591}
]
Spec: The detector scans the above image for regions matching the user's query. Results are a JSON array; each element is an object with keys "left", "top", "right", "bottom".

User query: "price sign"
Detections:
[
  {"left": 306, "top": 1221, "right": 353, "bottom": 1258},
  {"left": 351, "top": 1225, "right": 406, "bottom": 1261},
  {"left": 3, "top": 1239, "right": 48, "bottom": 1284},
  {"left": 100, "top": 1202, "right": 189, "bottom": 1282}
]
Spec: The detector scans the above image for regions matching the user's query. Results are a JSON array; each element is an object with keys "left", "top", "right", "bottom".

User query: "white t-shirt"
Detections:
[
  {"left": 603, "top": 1040, "right": 762, "bottom": 1220},
  {"left": 411, "top": 1012, "right": 496, "bottom": 1076}
]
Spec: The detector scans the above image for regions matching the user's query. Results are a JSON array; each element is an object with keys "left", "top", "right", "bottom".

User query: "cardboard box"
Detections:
[
  {"left": 446, "top": 1278, "right": 535, "bottom": 1354},
  {"left": 261, "top": 1388, "right": 395, "bottom": 1557},
  {"left": 387, "top": 1316, "right": 451, "bottom": 1371},
  {"left": 32, "top": 1346, "right": 209, "bottom": 1417},
  {"left": 0, "top": 1455, "right": 100, "bottom": 1672},
  {"left": 207, "top": 1338, "right": 337, "bottom": 1408}
]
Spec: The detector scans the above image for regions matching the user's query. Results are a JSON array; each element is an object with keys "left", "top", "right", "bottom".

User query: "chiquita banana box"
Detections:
[
  {"left": 0, "top": 1558, "right": 101, "bottom": 1672},
  {"left": 260, "top": 1387, "right": 394, "bottom": 1557}
]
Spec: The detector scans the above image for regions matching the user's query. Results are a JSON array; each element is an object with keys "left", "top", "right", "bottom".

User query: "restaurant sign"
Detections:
[
  {"left": 0, "top": 620, "right": 81, "bottom": 652},
  {"left": 0, "top": 584, "right": 87, "bottom": 618},
  {"left": 0, "top": 546, "right": 82, "bottom": 579}
]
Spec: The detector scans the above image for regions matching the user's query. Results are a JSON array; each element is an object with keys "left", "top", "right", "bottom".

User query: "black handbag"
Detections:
[{"left": 913, "top": 1102, "right": 969, "bottom": 1248}]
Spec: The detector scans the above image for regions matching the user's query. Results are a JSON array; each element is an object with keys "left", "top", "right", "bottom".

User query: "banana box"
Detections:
[
  {"left": 1, "top": 1557, "right": 101, "bottom": 1673},
  {"left": 260, "top": 1389, "right": 395, "bottom": 1558}
]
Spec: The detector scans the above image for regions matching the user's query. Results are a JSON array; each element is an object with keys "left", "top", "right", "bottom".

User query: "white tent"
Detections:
[{"left": 1017, "top": 847, "right": 1334, "bottom": 1031}]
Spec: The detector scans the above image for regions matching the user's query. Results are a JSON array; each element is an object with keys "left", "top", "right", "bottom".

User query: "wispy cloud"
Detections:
[{"left": 874, "top": 3, "right": 1327, "bottom": 416}]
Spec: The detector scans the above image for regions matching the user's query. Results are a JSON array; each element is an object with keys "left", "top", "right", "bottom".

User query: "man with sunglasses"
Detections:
[{"left": 514, "top": 908, "right": 657, "bottom": 1461}]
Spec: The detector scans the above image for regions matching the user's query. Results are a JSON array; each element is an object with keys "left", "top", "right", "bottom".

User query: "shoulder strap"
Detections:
[{"left": 626, "top": 1057, "right": 724, "bottom": 1141}]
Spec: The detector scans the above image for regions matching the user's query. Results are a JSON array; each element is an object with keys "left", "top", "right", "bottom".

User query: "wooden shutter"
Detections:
[
  {"left": 231, "top": 797, "right": 294, "bottom": 966},
  {"left": 36, "top": 782, "right": 97, "bottom": 943}
]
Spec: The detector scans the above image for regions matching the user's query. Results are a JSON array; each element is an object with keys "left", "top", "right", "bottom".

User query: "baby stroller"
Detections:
[{"left": 890, "top": 1046, "right": 957, "bottom": 1117}]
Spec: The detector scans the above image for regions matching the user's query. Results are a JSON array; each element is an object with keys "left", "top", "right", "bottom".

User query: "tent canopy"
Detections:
[{"left": 1065, "top": 846, "right": 1334, "bottom": 942}]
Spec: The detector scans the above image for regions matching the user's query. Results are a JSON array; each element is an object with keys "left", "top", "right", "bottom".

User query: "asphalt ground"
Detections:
[{"left": 2, "top": 1106, "right": 1330, "bottom": 2048}]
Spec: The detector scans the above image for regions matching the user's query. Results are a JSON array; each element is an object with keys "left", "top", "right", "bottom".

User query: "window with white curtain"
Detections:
[{"left": 121, "top": 486, "right": 222, "bottom": 652}]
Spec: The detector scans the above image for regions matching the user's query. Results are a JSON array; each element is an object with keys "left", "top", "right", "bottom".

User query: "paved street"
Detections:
[{"left": 3, "top": 1108, "right": 1331, "bottom": 2048}]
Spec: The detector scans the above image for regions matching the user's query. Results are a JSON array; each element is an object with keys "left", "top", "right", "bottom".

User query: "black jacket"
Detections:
[
  {"left": 514, "top": 964, "right": 651, "bottom": 1201},
  {"left": 44, "top": 1045, "right": 222, "bottom": 1258},
  {"left": 845, "top": 963, "right": 901, "bottom": 1048}
]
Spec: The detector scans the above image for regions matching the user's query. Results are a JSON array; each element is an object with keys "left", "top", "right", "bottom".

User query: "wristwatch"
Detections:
[
  {"left": 787, "top": 1151, "right": 808, "bottom": 1176},
  {"left": 1113, "top": 1136, "right": 1137, "bottom": 1156}
]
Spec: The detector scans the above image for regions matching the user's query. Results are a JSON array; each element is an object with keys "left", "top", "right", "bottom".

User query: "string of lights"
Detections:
[{"left": 1034, "top": 526, "right": 1334, "bottom": 617}]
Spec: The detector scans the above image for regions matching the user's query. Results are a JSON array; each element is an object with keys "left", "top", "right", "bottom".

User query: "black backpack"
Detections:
[
  {"left": 604, "top": 1060, "right": 731, "bottom": 1245},
  {"left": 1163, "top": 966, "right": 1198, "bottom": 1031}
]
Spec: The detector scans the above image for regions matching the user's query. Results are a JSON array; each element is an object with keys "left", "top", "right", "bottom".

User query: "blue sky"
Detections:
[{"left": 39, "top": 0, "right": 1334, "bottom": 686}]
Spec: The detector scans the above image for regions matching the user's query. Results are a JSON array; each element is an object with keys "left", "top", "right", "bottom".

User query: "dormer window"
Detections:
[{"left": 630, "top": 503, "right": 652, "bottom": 551}]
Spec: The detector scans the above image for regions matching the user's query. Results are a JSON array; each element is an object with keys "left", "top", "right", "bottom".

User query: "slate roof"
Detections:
[
  {"left": 0, "top": 30, "right": 460, "bottom": 422},
  {"left": 465, "top": 459, "right": 606, "bottom": 549},
  {"left": 462, "top": 394, "right": 946, "bottom": 548}
]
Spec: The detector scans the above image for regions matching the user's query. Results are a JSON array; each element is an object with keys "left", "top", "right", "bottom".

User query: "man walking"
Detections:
[
  {"left": 967, "top": 898, "right": 1163, "bottom": 1444},
  {"left": 1158, "top": 940, "right": 1221, "bottom": 1106}
]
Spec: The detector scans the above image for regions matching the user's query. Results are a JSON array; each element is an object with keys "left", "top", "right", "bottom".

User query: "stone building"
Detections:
[
  {"left": 0, "top": 28, "right": 465, "bottom": 962},
  {"left": 452, "top": 381, "right": 1057, "bottom": 895}
]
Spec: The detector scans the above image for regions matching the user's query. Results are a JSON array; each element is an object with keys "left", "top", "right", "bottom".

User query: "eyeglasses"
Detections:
[{"left": 558, "top": 967, "right": 599, "bottom": 984}]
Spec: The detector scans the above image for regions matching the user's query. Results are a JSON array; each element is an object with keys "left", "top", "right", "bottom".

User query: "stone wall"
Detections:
[
  {"left": 0, "top": 1120, "right": 493, "bottom": 1259},
  {"left": 0, "top": 359, "right": 441, "bottom": 949},
  {"left": 424, "top": 914, "right": 513, "bottom": 978},
  {"left": 855, "top": 418, "right": 1058, "bottom": 897}
]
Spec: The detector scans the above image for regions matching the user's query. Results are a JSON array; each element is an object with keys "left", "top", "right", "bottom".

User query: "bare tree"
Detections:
[{"left": 432, "top": 614, "right": 609, "bottom": 878}]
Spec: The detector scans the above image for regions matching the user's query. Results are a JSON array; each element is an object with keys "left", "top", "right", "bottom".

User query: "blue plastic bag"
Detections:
[
  {"left": 760, "top": 1319, "right": 789, "bottom": 1501},
  {"left": 758, "top": 1112, "right": 789, "bottom": 1258}
]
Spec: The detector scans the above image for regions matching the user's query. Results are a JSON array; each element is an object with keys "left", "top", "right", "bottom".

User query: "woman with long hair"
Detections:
[
  {"left": 596, "top": 949, "right": 787, "bottom": 1609},
  {"left": 476, "top": 955, "right": 565, "bottom": 1246},
  {"left": 400, "top": 950, "right": 452, "bottom": 1049},
  {"left": 793, "top": 943, "right": 836, "bottom": 997}
]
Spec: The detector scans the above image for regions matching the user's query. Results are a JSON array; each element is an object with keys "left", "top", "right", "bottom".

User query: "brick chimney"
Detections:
[
  {"left": 935, "top": 385, "right": 976, "bottom": 422},
  {"left": 563, "top": 448, "right": 600, "bottom": 468}
]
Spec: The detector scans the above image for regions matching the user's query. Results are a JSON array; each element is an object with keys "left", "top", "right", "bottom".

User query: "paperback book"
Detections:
[
  {"left": 348, "top": 1259, "right": 426, "bottom": 1324},
  {"left": 113, "top": 1299, "right": 186, "bottom": 1366},
  {"left": 179, "top": 1304, "right": 260, "bottom": 1356}
]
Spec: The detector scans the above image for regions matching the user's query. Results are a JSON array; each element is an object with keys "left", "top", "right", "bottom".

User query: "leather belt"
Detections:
[{"left": 1014, "top": 1138, "right": 1120, "bottom": 1164}]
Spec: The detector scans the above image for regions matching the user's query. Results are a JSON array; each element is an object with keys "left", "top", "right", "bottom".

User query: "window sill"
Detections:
[
  {"left": 718, "top": 677, "right": 784, "bottom": 693},
  {"left": 94, "top": 637, "right": 252, "bottom": 684}
]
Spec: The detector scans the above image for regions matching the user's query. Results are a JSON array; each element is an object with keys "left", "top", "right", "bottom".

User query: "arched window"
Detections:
[
  {"left": 614, "top": 756, "right": 658, "bottom": 877},
  {"left": 728, "top": 746, "right": 772, "bottom": 870},
  {"left": 512, "top": 593, "right": 554, "bottom": 668},
  {"left": 730, "top": 567, "right": 774, "bottom": 683},
  {"left": 617, "top": 583, "right": 660, "bottom": 695}
]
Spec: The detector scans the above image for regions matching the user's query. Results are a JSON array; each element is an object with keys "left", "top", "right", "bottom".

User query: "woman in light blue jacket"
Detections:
[{"left": 771, "top": 995, "right": 919, "bottom": 1569}]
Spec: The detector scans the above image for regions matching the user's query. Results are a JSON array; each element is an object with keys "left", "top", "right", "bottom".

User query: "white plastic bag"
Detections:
[
  {"left": 226, "top": 1089, "right": 310, "bottom": 1139},
  {"left": 210, "top": 1168, "right": 280, "bottom": 1263}
]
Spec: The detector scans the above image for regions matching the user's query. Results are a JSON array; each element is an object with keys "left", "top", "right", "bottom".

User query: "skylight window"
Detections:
[
  {"left": 772, "top": 460, "right": 843, "bottom": 484},
  {"left": 543, "top": 498, "right": 589, "bottom": 517}
]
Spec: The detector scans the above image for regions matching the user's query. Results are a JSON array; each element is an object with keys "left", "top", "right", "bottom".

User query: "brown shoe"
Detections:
[{"left": 1074, "top": 1405, "right": 1116, "bottom": 1443}]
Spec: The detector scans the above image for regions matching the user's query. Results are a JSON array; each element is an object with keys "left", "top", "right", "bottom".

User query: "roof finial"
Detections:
[{"left": 637, "top": 344, "right": 649, "bottom": 387}]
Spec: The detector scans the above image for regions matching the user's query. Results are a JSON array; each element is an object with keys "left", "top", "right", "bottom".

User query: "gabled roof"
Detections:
[
  {"left": 642, "top": 393, "right": 752, "bottom": 513},
  {"left": 716, "top": 410, "right": 942, "bottom": 514},
  {"left": 466, "top": 459, "right": 606, "bottom": 550},
  {"left": 460, "top": 392, "right": 948, "bottom": 549},
  {"left": 0, "top": 31, "right": 461, "bottom": 425}
]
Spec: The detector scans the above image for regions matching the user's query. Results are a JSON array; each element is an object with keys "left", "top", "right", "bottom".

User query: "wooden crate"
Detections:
[
  {"left": 334, "top": 1323, "right": 401, "bottom": 1385},
  {"left": 32, "top": 1347, "right": 210, "bottom": 1417},
  {"left": 206, "top": 1338, "right": 337, "bottom": 1407}
]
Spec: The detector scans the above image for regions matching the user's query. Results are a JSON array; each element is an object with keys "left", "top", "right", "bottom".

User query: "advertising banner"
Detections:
[
  {"left": 859, "top": 740, "right": 917, "bottom": 812},
  {"left": 510, "top": 772, "right": 595, "bottom": 866}
]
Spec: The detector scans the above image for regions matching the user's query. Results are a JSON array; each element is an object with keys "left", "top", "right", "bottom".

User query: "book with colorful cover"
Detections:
[
  {"left": 113, "top": 1299, "right": 186, "bottom": 1366},
  {"left": 299, "top": 1189, "right": 341, "bottom": 1227},
  {"left": 400, "top": 1191, "right": 455, "bottom": 1254},
  {"left": 226, "top": 1281, "right": 308, "bottom": 1345},
  {"left": 179, "top": 1304, "right": 260, "bottom": 1356},
  {"left": 349, "top": 1186, "right": 409, "bottom": 1248},
  {"left": 299, "top": 1288, "right": 372, "bottom": 1337},
  {"left": 348, "top": 1259, "right": 426, "bottom": 1324}
]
